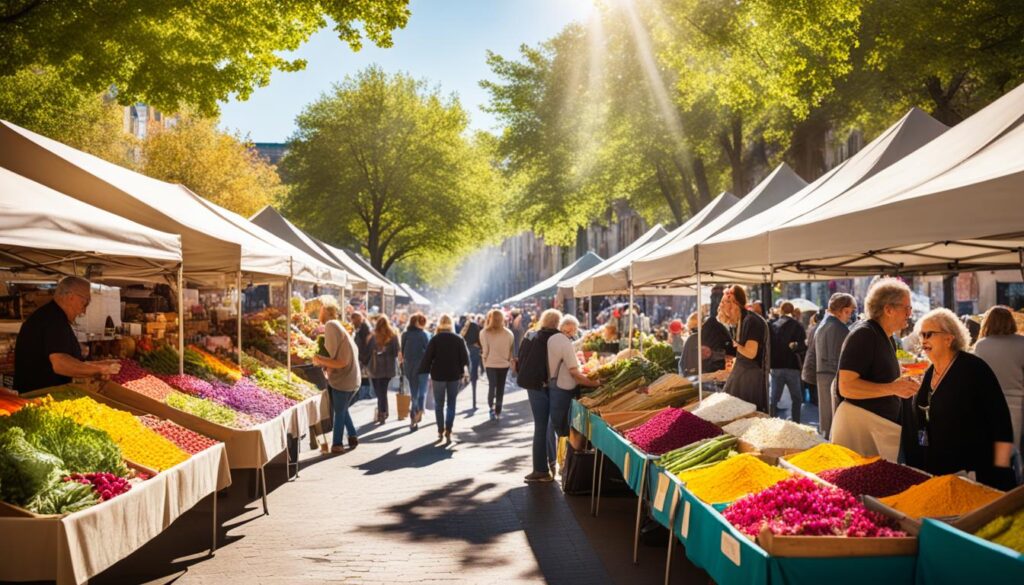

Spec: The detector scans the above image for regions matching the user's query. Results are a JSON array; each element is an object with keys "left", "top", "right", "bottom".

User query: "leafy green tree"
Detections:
[
  {"left": 282, "top": 67, "right": 504, "bottom": 277},
  {"left": 0, "top": 1, "right": 410, "bottom": 115},
  {"left": 140, "top": 115, "right": 287, "bottom": 217},
  {"left": 0, "top": 66, "right": 134, "bottom": 165}
]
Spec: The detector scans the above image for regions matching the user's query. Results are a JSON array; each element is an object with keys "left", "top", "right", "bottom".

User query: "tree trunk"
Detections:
[
  {"left": 654, "top": 161, "right": 686, "bottom": 226},
  {"left": 719, "top": 116, "right": 747, "bottom": 195},
  {"left": 575, "top": 224, "right": 588, "bottom": 258},
  {"left": 692, "top": 156, "right": 712, "bottom": 207},
  {"left": 788, "top": 112, "right": 830, "bottom": 180},
  {"left": 925, "top": 73, "right": 967, "bottom": 126}
]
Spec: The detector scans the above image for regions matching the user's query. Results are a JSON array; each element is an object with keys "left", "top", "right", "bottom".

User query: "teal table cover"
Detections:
[
  {"left": 769, "top": 554, "right": 915, "bottom": 585},
  {"left": 570, "top": 399, "right": 590, "bottom": 436},
  {"left": 589, "top": 413, "right": 650, "bottom": 494},
  {"left": 916, "top": 518, "right": 1023, "bottom": 584}
]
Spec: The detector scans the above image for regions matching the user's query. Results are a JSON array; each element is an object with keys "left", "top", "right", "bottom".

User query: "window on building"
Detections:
[{"left": 996, "top": 283, "right": 1024, "bottom": 310}]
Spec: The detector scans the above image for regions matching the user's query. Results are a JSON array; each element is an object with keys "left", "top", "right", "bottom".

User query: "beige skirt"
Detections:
[{"left": 831, "top": 401, "right": 902, "bottom": 460}]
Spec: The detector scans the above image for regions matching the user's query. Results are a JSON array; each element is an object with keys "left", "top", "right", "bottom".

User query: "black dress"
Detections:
[
  {"left": 901, "top": 351, "right": 1015, "bottom": 490},
  {"left": 723, "top": 309, "right": 770, "bottom": 412}
]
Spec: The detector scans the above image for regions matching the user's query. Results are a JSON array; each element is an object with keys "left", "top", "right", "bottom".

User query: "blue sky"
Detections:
[{"left": 219, "top": 0, "right": 595, "bottom": 142}]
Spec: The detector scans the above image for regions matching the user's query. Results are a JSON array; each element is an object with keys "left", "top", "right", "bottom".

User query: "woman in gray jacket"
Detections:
[{"left": 367, "top": 315, "right": 401, "bottom": 424}]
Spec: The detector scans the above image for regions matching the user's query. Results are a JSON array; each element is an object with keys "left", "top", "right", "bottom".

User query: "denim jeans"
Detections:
[
  {"left": 526, "top": 382, "right": 574, "bottom": 473},
  {"left": 770, "top": 368, "right": 803, "bottom": 424},
  {"left": 372, "top": 377, "right": 391, "bottom": 417},
  {"left": 432, "top": 379, "right": 459, "bottom": 432},
  {"left": 328, "top": 386, "right": 357, "bottom": 447},
  {"left": 406, "top": 372, "right": 429, "bottom": 416},
  {"left": 485, "top": 367, "right": 509, "bottom": 413},
  {"left": 468, "top": 346, "right": 482, "bottom": 405}
]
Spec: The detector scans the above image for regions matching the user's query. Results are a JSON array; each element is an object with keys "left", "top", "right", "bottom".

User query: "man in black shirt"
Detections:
[
  {"left": 833, "top": 278, "right": 919, "bottom": 456},
  {"left": 14, "top": 276, "right": 120, "bottom": 393},
  {"left": 769, "top": 302, "right": 807, "bottom": 422}
]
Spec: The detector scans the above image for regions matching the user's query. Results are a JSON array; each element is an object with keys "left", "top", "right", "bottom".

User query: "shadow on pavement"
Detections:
[{"left": 356, "top": 443, "right": 455, "bottom": 475}]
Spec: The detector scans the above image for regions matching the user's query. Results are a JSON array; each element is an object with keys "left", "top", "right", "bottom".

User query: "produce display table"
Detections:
[
  {"left": 0, "top": 443, "right": 231, "bottom": 585},
  {"left": 570, "top": 399, "right": 592, "bottom": 438},
  {"left": 915, "top": 519, "right": 1024, "bottom": 584}
]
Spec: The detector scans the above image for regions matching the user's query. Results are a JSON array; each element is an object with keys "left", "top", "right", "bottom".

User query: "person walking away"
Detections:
[
  {"left": 461, "top": 314, "right": 483, "bottom": 409},
  {"left": 900, "top": 309, "right": 1015, "bottom": 490},
  {"left": 813, "top": 294, "right": 856, "bottom": 438},
  {"left": 803, "top": 312, "right": 820, "bottom": 407},
  {"left": 769, "top": 302, "right": 807, "bottom": 422},
  {"left": 313, "top": 303, "right": 360, "bottom": 453},
  {"left": 833, "top": 279, "right": 919, "bottom": 458},
  {"left": 481, "top": 309, "right": 514, "bottom": 421},
  {"left": 418, "top": 314, "right": 469, "bottom": 443},
  {"left": 544, "top": 314, "right": 600, "bottom": 477},
  {"left": 367, "top": 315, "right": 400, "bottom": 424},
  {"left": 717, "top": 286, "right": 771, "bottom": 412},
  {"left": 510, "top": 309, "right": 524, "bottom": 358},
  {"left": 973, "top": 305, "right": 1024, "bottom": 483},
  {"left": 351, "top": 312, "right": 373, "bottom": 401},
  {"left": 400, "top": 313, "right": 431, "bottom": 431}
]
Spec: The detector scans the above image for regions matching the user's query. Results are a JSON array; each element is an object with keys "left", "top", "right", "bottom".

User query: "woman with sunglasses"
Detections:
[{"left": 900, "top": 308, "right": 1015, "bottom": 490}]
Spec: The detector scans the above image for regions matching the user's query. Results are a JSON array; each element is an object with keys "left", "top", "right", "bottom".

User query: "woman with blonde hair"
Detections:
[
  {"left": 367, "top": 314, "right": 401, "bottom": 424},
  {"left": 481, "top": 309, "right": 515, "bottom": 421},
  {"left": 900, "top": 308, "right": 1014, "bottom": 489},
  {"left": 312, "top": 303, "right": 360, "bottom": 453},
  {"left": 419, "top": 313, "right": 469, "bottom": 443}
]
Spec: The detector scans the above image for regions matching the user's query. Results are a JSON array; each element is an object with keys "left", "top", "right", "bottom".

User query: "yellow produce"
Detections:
[
  {"left": 784, "top": 443, "right": 879, "bottom": 474},
  {"left": 677, "top": 453, "right": 791, "bottom": 504},
  {"left": 41, "top": 396, "right": 188, "bottom": 471}
]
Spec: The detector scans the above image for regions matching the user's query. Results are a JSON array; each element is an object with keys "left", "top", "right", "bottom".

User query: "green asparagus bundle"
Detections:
[{"left": 657, "top": 435, "right": 738, "bottom": 475}]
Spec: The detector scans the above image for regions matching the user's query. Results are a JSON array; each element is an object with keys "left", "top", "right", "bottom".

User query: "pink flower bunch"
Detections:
[
  {"left": 723, "top": 477, "right": 905, "bottom": 538},
  {"left": 65, "top": 472, "right": 132, "bottom": 501},
  {"left": 112, "top": 359, "right": 148, "bottom": 384},
  {"left": 160, "top": 374, "right": 215, "bottom": 397}
]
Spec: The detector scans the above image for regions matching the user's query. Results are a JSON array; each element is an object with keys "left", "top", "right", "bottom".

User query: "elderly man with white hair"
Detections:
[
  {"left": 14, "top": 276, "right": 120, "bottom": 393},
  {"left": 832, "top": 277, "right": 920, "bottom": 457},
  {"left": 900, "top": 308, "right": 1015, "bottom": 490}
]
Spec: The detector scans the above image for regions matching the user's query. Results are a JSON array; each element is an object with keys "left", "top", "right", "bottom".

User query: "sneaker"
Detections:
[
  {"left": 524, "top": 471, "right": 553, "bottom": 483},
  {"left": 348, "top": 436, "right": 358, "bottom": 449}
]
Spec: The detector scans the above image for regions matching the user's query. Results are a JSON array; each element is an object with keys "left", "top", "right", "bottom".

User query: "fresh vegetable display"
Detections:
[
  {"left": 0, "top": 399, "right": 127, "bottom": 476},
  {"left": 579, "top": 357, "right": 665, "bottom": 409},
  {"left": 722, "top": 417, "right": 824, "bottom": 451},
  {"left": 818, "top": 459, "right": 930, "bottom": 498},
  {"left": 137, "top": 345, "right": 181, "bottom": 375},
  {"left": 657, "top": 435, "right": 738, "bottom": 474},
  {"left": 31, "top": 479, "right": 100, "bottom": 515},
  {"left": 113, "top": 360, "right": 177, "bottom": 401},
  {"left": 188, "top": 345, "right": 243, "bottom": 382},
  {"left": 724, "top": 477, "right": 906, "bottom": 538},
  {"left": 591, "top": 374, "right": 697, "bottom": 413},
  {"left": 642, "top": 342, "right": 677, "bottom": 372},
  {"left": 783, "top": 443, "right": 879, "bottom": 474},
  {"left": 0, "top": 393, "right": 31, "bottom": 416},
  {"left": 878, "top": 475, "right": 1002, "bottom": 519},
  {"left": 138, "top": 415, "right": 219, "bottom": 455},
  {"left": 624, "top": 407, "right": 723, "bottom": 455},
  {"left": 975, "top": 505, "right": 1024, "bottom": 553},
  {"left": 42, "top": 395, "right": 189, "bottom": 471},
  {"left": 166, "top": 392, "right": 241, "bottom": 428},
  {"left": 677, "top": 453, "right": 792, "bottom": 504},
  {"left": 249, "top": 366, "right": 319, "bottom": 400},
  {"left": 690, "top": 392, "right": 757, "bottom": 424},
  {"left": 65, "top": 472, "right": 131, "bottom": 501}
]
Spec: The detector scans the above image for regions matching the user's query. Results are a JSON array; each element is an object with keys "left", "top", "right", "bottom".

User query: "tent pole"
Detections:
[
  {"left": 236, "top": 272, "right": 243, "bottom": 369},
  {"left": 177, "top": 265, "right": 185, "bottom": 376},
  {"left": 627, "top": 268, "right": 635, "bottom": 351},
  {"left": 286, "top": 276, "right": 293, "bottom": 383},
  {"left": 588, "top": 295, "right": 593, "bottom": 330},
  {"left": 696, "top": 248, "right": 703, "bottom": 403}
]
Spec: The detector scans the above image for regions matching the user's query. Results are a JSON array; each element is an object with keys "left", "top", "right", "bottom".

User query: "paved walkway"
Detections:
[{"left": 91, "top": 382, "right": 708, "bottom": 585}]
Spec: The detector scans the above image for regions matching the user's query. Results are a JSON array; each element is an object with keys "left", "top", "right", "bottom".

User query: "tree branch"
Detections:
[{"left": 1, "top": 0, "right": 45, "bottom": 25}]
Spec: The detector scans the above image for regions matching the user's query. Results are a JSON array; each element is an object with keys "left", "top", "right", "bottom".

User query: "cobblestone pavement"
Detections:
[{"left": 90, "top": 382, "right": 709, "bottom": 585}]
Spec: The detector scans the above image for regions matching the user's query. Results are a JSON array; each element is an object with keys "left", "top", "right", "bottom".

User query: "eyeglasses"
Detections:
[
  {"left": 72, "top": 291, "right": 91, "bottom": 308},
  {"left": 919, "top": 330, "right": 947, "bottom": 340}
]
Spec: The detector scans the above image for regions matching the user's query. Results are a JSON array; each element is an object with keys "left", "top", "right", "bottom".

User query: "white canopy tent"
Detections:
[
  {"left": 0, "top": 121, "right": 295, "bottom": 284},
  {"left": 400, "top": 283, "right": 432, "bottom": 306},
  {"left": 630, "top": 164, "right": 808, "bottom": 287},
  {"left": 694, "top": 108, "right": 949, "bottom": 282},
  {"left": 249, "top": 206, "right": 362, "bottom": 288},
  {"left": 766, "top": 80, "right": 1024, "bottom": 277},
  {"left": 0, "top": 167, "right": 181, "bottom": 281},
  {"left": 502, "top": 251, "right": 604, "bottom": 305},
  {"left": 578, "top": 192, "right": 740, "bottom": 297},
  {"left": 562, "top": 225, "right": 669, "bottom": 296}
]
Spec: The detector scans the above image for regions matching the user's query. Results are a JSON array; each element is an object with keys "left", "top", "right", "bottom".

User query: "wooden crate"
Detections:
[{"left": 756, "top": 527, "right": 917, "bottom": 558}]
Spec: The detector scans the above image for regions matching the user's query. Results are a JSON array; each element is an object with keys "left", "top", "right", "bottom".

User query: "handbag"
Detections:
[{"left": 395, "top": 365, "right": 412, "bottom": 420}]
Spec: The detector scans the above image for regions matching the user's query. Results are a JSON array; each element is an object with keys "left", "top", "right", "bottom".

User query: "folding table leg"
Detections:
[
  {"left": 590, "top": 447, "right": 600, "bottom": 516},
  {"left": 211, "top": 490, "right": 218, "bottom": 554},
  {"left": 595, "top": 454, "right": 605, "bottom": 517},
  {"left": 259, "top": 464, "right": 269, "bottom": 515},
  {"left": 633, "top": 458, "right": 649, "bottom": 565},
  {"left": 664, "top": 490, "right": 680, "bottom": 585}
]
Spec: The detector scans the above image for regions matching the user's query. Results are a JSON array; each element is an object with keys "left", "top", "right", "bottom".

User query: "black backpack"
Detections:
[{"left": 516, "top": 328, "right": 558, "bottom": 390}]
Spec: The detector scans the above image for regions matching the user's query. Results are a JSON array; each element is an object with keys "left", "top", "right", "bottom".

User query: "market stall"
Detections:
[
  {"left": 565, "top": 340, "right": 1024, "bottom": 585},
  {"left": 502, "top": 251, "right": 604, "bottom": 306}
]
